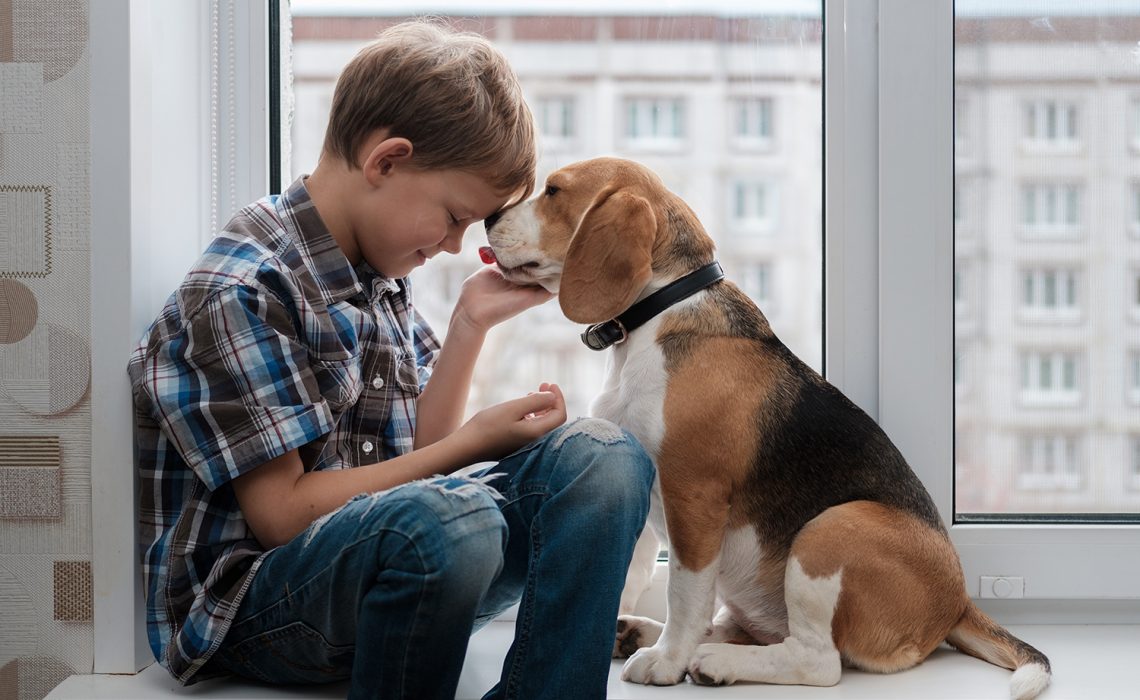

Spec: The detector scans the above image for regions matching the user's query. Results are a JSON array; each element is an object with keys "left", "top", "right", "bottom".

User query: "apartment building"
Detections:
[{"left": 955, "top": 14, "right": 1140, "bottom": 514}]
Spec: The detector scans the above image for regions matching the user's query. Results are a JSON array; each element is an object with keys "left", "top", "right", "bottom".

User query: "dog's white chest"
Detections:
[{"left": 587, "top": 317, "right": 669, "bottom": 460}]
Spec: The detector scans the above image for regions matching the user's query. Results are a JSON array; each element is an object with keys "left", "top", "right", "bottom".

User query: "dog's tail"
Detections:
[{"left": 945, "top": 602, "right": 1051, "bottom": 700}]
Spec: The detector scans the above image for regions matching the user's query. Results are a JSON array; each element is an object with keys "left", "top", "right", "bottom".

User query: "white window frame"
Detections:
[
  {"left": 879, "top": 0, "right": 1140, "bottom": 609},
  {"left": 90, "top": 0, "right": 273, "bottom": 673}
]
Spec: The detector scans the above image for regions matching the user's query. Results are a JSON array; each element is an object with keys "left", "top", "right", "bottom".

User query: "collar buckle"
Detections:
[{"left": 581, "top": 320, "right": 628, "bottom": 351}]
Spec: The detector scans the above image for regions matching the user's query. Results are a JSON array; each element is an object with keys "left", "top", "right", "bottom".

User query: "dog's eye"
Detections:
[{"left": 545, "top": 184, "right": 560, "bottom": 197}]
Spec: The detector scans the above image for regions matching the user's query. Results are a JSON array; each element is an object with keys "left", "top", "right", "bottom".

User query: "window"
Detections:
[
  {"left": 1131, "top": 183, "right": 1140, "bottom": 235},
  {"left": 737, "top": 260, "right": 772, "bottom": 307},
  {"left": 1019, "top": 267, "right": 1079, "bottom": 321},
  {"left": 729, "top": 180, "right": 775, "bottom": 232},
  {"left": 949, "top": 2, "right": 1140, "bottom": 531},
  {"left": 535, "top": 96, "right": 576, "bottom": 150},
  {"left": 1019, "top": 350, "right": 1080, "bottom": 406},
  {"left": 1021, "top": 183, "right": 1081, "bottom": 235},
  {"left": 1017, "top": 434, "right": 1081, "bottom": 492},
  {"left": 731, "top": 96, "right": 774, "bottom": 150},
  {"left": 1132, "top": 98, "right": 1140, "bottom": 150},
  {"left": 1129, "top": 352, "right": 1140, "bottom": 405},
  {"left": 954, "top": 96, "right": 968, "bottom": 152},
  {"left": 1022, "top": 98, "right": 1079, "bottom": 146},
  {"left": 623, "top": 97, "right": 685, "bottom": 149},
  {"left": 1130, "top": 438, "right": 1140, "bottom": 491}
]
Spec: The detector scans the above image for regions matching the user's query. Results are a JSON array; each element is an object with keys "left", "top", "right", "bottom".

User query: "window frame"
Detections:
[{"left": 880, "top": 0, "right": 1140, "bottom": 604}]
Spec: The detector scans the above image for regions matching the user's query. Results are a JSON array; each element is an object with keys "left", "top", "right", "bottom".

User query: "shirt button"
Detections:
[
  {"left": 362, "top": 441, "right": 374, "bottom": 454},
  {"left": 372, "top": 376, "right": 385, "bottom": 390}
]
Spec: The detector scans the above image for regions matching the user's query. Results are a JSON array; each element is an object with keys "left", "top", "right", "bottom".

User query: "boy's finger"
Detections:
[{"left": 508, "top": 390, "right": 557, "bottom": 417}]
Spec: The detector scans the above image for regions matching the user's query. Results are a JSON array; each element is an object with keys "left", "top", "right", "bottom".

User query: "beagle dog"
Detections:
[{"left": 483, "top": 157, "right": 1051, "bottom": 699}]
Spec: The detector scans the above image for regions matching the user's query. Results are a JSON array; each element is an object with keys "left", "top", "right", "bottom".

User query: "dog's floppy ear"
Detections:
[{"left": 559, "top": 186, "right": 656, "bottom": 324}]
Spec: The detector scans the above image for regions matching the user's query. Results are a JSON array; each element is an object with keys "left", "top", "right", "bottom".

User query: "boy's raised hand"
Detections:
[
  {"left": 452, "top": 266, "right": 554, "bottom": 333},
  {"left": 455, "top": 383, "right": 567, "bottom": 462}
]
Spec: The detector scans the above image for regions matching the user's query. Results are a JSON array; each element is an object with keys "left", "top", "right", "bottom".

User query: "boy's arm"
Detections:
[
  {"left": 412, "top": 313, "right": 485, "bottom": 450},
  {"left": 413, "top": 267, "right": 552, "bottom": 450},
  {"left": 234, "top": 386, "right": 566, "bottom": 549}
]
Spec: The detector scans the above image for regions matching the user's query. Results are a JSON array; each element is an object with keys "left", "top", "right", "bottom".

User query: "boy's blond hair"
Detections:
[{"left": 323, "top": 20, "right": 536, "bottom": 204}]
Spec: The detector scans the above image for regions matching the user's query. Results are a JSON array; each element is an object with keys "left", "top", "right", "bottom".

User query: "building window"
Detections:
[
  {"left": 731, "top": 97, "right": 774, "bottom": 149},
  {"left": 729, "top": 180, "right": 775, "bottom": 232},
  {"left": 1020, "top": 267, "right": 1079, "bottom": 320},
  {"left": 738, "top": 261, "right": 772, "bottom": 306},
  {"left": 954, "top": 264, "right": 967, "bottom": 317},
  {"left": 1132, "top": 183, "right": 1140, "bottom": 235},
  {"left": 535, "top": 96, "right": 576, "bottom": 149},
  {"left": 1130, "top": 352, "right": 1140, "bottom": 405},
  {"left": 1130, "top": 438, "right": 1140, "bottom": 491},
  {"left": 1022, "top": 99, "right": 1078, "bottom": 144},
  {"left": 955, "top": 347, "right": 966, "bottom": 390},
  {"left": 1132, "top": 98, "right": 1140, "bottom": 149},
  {"left": 1018, "top": 434, "right": 1081, "bottom": 491},
  {"left": 624, "top": 97, "right": 685, "bottom": 149},
  {"left": 954, "top": 97, "right": 968, "bottom": 150},
  {"left": 1019, "top": 350, "right": 1080, "bottom": 406},
  {"left": 1021, "top": 183, "right": 1081, "bottom": 235}
]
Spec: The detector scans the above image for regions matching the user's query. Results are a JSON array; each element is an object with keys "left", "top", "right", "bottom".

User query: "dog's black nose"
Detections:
[{"left": 484, "top": 211, "right": 502, "bottom": 230}]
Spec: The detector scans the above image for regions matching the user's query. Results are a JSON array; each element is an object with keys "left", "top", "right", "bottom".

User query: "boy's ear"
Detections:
[{"left": 361, "top": 137, "right": 413, "bottom": 184}]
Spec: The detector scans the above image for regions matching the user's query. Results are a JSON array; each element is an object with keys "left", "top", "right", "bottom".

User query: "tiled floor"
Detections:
[{"left": 48, "top": 622, "right": 1134, "bottom": 699}]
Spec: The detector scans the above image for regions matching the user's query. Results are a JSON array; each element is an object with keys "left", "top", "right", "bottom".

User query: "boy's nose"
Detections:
[{"left": 483, "top": 212, "right": 502, "bottom": 230}]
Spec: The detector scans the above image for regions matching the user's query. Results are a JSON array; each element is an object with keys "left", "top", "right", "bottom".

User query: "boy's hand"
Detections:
[
  {"left": 455, "top": 383, "right": 567, "bottom": 462},
  {"left": 452, "top": 266, "right": 553, "bottom": 333}
]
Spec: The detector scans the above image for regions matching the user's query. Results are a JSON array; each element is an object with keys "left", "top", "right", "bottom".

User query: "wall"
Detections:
[{"left": 0, "top": 1, "right": 94, "bottom": 697}]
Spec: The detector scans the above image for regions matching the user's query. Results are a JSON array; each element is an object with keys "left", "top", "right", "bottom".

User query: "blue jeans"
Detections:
[{"left": 207, "top": 418, "right": 654, "bottom": 700}]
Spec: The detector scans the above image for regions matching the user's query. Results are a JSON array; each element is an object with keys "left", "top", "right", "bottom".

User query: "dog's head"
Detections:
[{"left": 485, "top": 157, "right": 714, "bottom": 324}]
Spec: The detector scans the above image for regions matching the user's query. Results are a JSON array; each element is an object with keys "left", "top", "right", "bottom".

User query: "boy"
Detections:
[{"left": 128, "top": 20, "right": 654, "bottom": 700}]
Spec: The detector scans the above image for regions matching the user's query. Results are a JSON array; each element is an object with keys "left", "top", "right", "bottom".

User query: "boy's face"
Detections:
[{"left": 356, "top": 164, "right": 510, "bottom": 279}]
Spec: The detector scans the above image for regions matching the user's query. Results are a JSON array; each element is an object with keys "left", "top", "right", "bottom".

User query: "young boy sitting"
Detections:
[{"left": 128, "top": 20, "right": 654, "bottom": 700}]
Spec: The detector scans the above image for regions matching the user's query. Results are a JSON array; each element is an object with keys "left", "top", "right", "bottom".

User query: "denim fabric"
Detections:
[{"left": 207, "top": 418, "right": 654, "bottom": 700}]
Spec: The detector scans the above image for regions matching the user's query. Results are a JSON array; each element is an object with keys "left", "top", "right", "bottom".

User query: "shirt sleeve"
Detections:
[
  {"left": 410, "top": 306, "right": 441, "bottom": 392},
  {"left": 137, "top": 284, "right": 335, "bottom": 491}
]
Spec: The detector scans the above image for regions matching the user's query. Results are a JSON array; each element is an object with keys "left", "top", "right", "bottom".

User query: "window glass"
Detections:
[
  {"left": 289, "top": 1, "right": 823, "bottom": 419},
  {"left": 955, "top": 1, "right": 1140, "bottom": 517}
]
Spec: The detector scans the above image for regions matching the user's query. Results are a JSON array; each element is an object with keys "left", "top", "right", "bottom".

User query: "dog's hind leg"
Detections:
[
  {"left": 618, "top": 526, "right": 659, "bottom": 615},
  {"left": 614, "top": 615, "right": 663, "bottom": 658},
  {"left": 687, "top": 557, "right": 842, "bottom": 686}
]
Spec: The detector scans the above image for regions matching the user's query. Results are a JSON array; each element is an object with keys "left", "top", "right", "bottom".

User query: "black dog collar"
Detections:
[{"left": 581, "top": 261, "right": 725, "bottom": 351}]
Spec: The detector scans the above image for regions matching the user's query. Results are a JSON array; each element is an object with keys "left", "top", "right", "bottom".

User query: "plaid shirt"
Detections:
[{"left": 127, "top": 177, "right": 441, "bottom": 684}]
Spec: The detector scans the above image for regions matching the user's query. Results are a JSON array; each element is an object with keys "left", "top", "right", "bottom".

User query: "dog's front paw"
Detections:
[
  {"left": 621, "top": 645, "right": 688, "bottom": 686},
  {"left": 688, "top": 643, "right": 740, "bottom": 686},
  {"left": 613, "top": 615, "right": 664, "bottom": 659}
]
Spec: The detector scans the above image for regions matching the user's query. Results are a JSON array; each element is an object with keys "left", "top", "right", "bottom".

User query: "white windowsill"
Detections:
[{"left": 46, "top": 621, "right": 1140, "bottom": 699}]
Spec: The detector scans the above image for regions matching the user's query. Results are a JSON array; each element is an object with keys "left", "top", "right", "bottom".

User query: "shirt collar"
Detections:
[{"left": 277, "top": 177, "right": 403, "bottom": 305}]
